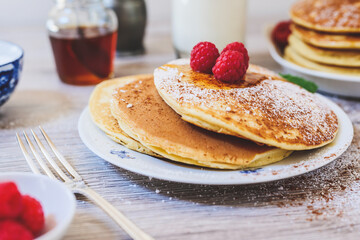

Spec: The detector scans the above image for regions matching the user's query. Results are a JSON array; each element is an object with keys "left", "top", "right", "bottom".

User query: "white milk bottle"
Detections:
[{"left": 172, "top": 0, "right": 247, "bottom": 58}]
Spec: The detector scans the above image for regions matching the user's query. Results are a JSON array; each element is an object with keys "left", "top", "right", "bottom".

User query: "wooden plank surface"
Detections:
[{"left": 1, "top": 1, "right": 360, "bottom": 239}]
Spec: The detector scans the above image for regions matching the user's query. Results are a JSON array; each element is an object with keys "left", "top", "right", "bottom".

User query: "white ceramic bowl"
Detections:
[{"left": 0, "top": 172, "right": 76, "bottom": 240}]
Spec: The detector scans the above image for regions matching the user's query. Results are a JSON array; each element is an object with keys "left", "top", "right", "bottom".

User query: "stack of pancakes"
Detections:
[
  {"left": 285, "top": 0, "right": 360, "bottom": 76},
  {"left": 89, "top": 59, "right": 338, "bottom": 169}
]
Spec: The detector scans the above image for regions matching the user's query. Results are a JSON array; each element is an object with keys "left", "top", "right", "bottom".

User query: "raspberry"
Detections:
[
  {"left": 0, "top": 182, "right": 23, "bottom": 219},
  {"left": 190, "top": 41, "right": 219, "bottom": 73},
  {"left": 19, "top": 196, "right": 44, "bottom": 236},
  {"left": 221, "top": 42, "right": 249, "bottom": 68},
  {"left": 0, "top": 220, "right": 33, "bottom": 240},
  {"left": 212, "top": 50, "right": 248, "bottom": 83},
  {"left": 272, "top": 20, "right": 292, "bottom": 51}
]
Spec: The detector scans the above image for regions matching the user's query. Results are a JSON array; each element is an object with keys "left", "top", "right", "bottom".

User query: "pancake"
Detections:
[
  {"left": 110, "top": 77, "right": 292, "bottom": 169},
  {"left": 89, "top": 75, "right": 160, "bottom": 157},
  {"left": 154, "top": 59, "right": 339, "bottom": 151},
  {"left": 291, "top": 24, "right": 360, "bottom": 49},
  {"left": 288, "top": 34, "right": 360, "bottom": 67},
  {"left": 285, "top": 46, "right": 360, "bottom": 76},
  {"left": 290, "top": 0, "right": 360, "bottom": 33}
]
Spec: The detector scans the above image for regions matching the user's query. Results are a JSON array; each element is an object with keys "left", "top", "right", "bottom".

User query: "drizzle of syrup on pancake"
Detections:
[{"left": 163, "top": 64, "right": 284, "bottom": 90}]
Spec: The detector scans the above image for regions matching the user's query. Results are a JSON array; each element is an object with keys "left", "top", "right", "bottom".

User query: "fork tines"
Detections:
[
  {"left": 16, "top": 127, "right": 155, "bottom": 240},
  {"left": 16, "top": 126, "right": 82, "bottom": 183}
]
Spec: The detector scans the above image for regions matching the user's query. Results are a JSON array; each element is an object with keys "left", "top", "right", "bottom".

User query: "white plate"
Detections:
[
  {"left": 0, "top": 172, "right": 76, "bottom": 240},
  {"left": 78, "top": 95, "right": 353, "bottom": 185},
  {"left": 265, "top": 25, "right": 360, "bottom": 98}
]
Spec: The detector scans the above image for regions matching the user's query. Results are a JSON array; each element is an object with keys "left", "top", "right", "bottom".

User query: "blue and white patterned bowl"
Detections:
[{"left": 0, "top": 40, "right": 23, "bottom": 107}]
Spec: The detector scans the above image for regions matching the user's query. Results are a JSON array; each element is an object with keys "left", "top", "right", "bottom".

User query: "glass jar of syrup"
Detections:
[{"left": 47, "top": 0, "right": 118, "bottom": 85}]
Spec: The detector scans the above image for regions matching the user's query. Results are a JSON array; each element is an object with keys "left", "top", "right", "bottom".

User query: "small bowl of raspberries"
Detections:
[{"left": 0, "top": 172, "right": 76, "bottom": 240}]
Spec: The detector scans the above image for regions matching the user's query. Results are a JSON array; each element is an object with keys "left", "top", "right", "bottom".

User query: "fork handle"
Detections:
[{"left": 76, "top": 187, "right": 154, "bottom": 240}]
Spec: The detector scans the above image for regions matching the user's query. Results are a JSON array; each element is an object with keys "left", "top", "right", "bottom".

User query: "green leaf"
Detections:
[{"left": 279, "top": 73, "right": 318, "bottom": 93}]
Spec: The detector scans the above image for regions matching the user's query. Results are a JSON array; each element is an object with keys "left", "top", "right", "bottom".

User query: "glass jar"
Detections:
[{"left": 47, "top": 0, "right": 118, "bottom": 85}]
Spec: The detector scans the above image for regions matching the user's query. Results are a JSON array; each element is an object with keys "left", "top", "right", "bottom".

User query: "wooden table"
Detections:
[{"left": 1, "top": 1, "right": 360, "bottom": 239}]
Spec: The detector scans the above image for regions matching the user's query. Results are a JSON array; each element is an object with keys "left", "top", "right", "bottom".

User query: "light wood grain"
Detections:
[{"left": 1, "top": 1, "right": 360, "bottom": 239}]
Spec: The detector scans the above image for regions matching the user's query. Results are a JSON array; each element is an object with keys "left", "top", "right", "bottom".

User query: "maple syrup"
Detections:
[{"left": 49, "top": 27, "right": 117, "bottom": 85}]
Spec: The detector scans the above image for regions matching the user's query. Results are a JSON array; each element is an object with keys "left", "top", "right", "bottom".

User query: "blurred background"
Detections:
[{"left": 0, "top": 0, "right": 297, "bottom": 87}]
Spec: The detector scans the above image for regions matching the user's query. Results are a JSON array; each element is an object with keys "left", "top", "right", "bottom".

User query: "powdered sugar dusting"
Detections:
[
  {"left": 154, "top": 62, "right": 338, "bottom": 147},
  {"left": 292, "top": 0, "right": 360, "bottom": 29}
]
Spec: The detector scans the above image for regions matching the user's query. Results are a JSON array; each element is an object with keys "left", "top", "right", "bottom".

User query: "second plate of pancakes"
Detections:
[
  {"left": 267, "top": 0, "right": 360, "bottom": 98},
  {"left": 266, "top": 25, "right": 360, "bottom": 98}
]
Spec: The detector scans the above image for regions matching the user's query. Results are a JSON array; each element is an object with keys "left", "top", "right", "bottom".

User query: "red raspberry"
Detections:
[
  {"left": 190, "top": 41, "right": 220, "bottom": 73},
  {"left": 221, "top": 42, "right": 249, "bottom": 68},
  {"left": 212, "top": 50, "right": 248, "bottom": 83},
  {"left": 0, "top": 220, "right": 33, "bottom": 240},
  {"left": 19, "top": 195, "right": 44, "bottom": 236},
  {"left": 0, "top": 182, "right": 23, "bottom": 219},
  {"left": 272, "top": 20, "right": 292, "bottom": 51}
]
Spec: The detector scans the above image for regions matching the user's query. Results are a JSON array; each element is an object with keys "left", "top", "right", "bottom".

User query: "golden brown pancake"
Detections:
[
  {"left": 154, "top": 59, "right": 339, "bottom": 151},
  {"left": 89, "top": 75, "right": 160, "bottom": 157},
  {"left": 288, "top": 34, "right": 360, "bottom": 67},
  {"left": 290, "top": 0, "right": 360, "bottom": 33},
  {"left": 291, "top": 24, "right": 360, "bottom": 49},
  {"left": 110, "top": 77, "right": 292, "bottom": 169},
  {"left": 284, "top": 46, "right": 360, "bottom": 76}
]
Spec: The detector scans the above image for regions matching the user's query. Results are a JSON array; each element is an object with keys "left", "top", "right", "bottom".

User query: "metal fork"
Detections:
[{"left": 16, "top": 126, "right": 154, "bottom": 240}]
